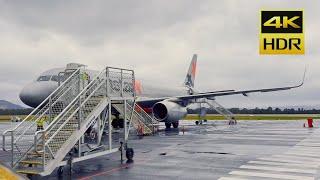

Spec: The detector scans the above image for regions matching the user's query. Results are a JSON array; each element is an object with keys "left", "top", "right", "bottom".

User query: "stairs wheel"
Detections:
[
  {"left": 57, "top": 166, "right": 64, "bottom": 176},
  {"left": 165, "top": 122, "right": 171, "bottom": 129},
  {"left": 27, "top": 174, "right": 33, "bottom": 179},
  {"left": 126, "top": 148, "right": 134, "bottom": 161},
  {"left": 172, "top": 121, "right": 179, "bottom": 128}
]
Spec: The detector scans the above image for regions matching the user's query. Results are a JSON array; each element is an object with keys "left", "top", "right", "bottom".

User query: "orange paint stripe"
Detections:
[
  {"left": 78, "top": 164, "right": 130, "bottom": 180},
  {"left": 77, "top": 159, "right": 146, "bottom": 180}
]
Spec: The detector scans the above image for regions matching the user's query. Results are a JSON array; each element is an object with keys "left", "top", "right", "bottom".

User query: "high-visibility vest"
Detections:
[
  {"left": 82, "top": 72, "right": 89, "bottom": 81},
  {"left": 37, "top": 118, "right": 45, "bottom": 126}
]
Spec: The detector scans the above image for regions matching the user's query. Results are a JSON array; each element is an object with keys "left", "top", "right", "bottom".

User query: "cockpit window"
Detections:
[
  {"left": 50, "top": 75, "right": 60, "bottom": 82},
  {"left": 37, "top": 76, "right": 51, "bottom": 81}
]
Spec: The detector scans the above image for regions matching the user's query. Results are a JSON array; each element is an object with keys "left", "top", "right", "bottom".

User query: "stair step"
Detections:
[
  {"left": 19, "top": 160, "right": 43, "bottom": 165},
  {"left": 36, "top": 143, "right": 63, "bottom": 149},
  {"left": 48, "top": 128, "right": 75, "bottom": 133},
  {"left": 54, "top": 124, "right": 78, "bottom": 127},
  {"left": 47, "top": 131, "right": 73, "bottom": 136},
  {"left": 16, "top": 169, "right": 40, "bottom": 175},
  {"left": 27, "top": 152, "right": 50, "bottom": 158}
]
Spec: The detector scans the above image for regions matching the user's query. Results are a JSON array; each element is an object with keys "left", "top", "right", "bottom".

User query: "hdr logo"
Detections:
[{"left": 260, "top": 10, "right": 304, "bottom": 55}]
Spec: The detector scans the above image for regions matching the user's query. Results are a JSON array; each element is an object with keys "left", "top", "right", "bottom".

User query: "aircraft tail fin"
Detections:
[{"left": 184, "top": 54, "right": 197, "bottom": 88}]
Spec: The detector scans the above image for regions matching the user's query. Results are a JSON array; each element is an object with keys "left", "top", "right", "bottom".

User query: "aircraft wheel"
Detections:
[
  {"left": 57, "top": 166, "right": 64, "bottom": 176},
  {"left": 195, "top": 121, "right": 199, "bottom": 125},
  {"left": 112, "top": 119, "right": 119, "bottom": 128},
  {"left": 126, "top": 148, "right": 134, "bottom": 160},
  {"left": 172, "top": 121, "right": 179, "bottom": 128},
  {"left": 118, "top": 118, "right": 124, "bottom": 128},
  {"left": 165, "top": 122, "right": 171, "bottom": 129},
  {"left": 90, "top": 130, "right": 96, "bottom": 140}
]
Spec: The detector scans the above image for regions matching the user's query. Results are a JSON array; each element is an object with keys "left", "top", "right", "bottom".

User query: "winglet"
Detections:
[
  {"left": 301, "top": 65, "right": 307, "bottom": 86},
  {"left": 296, "top": 65, "right": 307, "bottom": 88}
]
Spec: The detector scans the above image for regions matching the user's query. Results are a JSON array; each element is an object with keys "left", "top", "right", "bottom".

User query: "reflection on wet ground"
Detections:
[{"left": 0, "top": 120, "right": 318, "bottom": 180}]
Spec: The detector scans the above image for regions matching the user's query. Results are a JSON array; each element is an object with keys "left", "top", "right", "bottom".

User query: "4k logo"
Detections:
[{"left": 260, "top": 10, "right": 304, "bottom": 55}]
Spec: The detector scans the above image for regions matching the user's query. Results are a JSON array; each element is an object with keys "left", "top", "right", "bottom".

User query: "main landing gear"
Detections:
[
  {"left": 112, "top": 114, "right": 124, "bottom": 128},
  {"left": 165, "top": 121, "right": 179, "bottom": 129}
]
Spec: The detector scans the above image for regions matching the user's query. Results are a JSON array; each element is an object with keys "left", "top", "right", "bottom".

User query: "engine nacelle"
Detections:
[{"left": 152, "top": 101, "right": 187, "bottom": 122}]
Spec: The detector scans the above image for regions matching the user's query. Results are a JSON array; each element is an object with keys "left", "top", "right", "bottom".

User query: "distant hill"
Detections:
[{"left": 0, "top": 100, "right": 24, "bottom": 109}]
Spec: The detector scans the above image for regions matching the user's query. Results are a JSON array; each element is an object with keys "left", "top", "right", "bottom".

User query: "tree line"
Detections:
[
  {"left": 0, "top": 108, "right": 33, "bottom": 115},
  {"left": 188, "top": 107, "right": 320, "bottom": 114}
]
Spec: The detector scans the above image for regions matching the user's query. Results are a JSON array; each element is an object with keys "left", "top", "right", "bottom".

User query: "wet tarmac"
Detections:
[{"left": 1, "top": 120, "right": 320, "bottom": 180}]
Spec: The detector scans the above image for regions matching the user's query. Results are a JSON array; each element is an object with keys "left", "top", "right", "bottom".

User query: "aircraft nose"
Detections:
[{"left": 19, "top": 81, "right": 58, "bottom": 108}]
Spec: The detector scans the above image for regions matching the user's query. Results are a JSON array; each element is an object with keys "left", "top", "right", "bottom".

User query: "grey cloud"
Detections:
[{"left": 0, "top": 0, "right": 319, "bottom": 107}]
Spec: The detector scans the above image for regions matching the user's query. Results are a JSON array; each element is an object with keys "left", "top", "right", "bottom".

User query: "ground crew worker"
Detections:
[
  {"left": 82, "top": 72, "right": 90, "bottom": 82},
  {"left": 229, "top": 117, "right": 237, "bottom": 125},
  {"left": 37, "top": 117, "right": 45, "bottom": 131},
  {"left": 81, "top": 71, "right": 90, "bottom": 90}
]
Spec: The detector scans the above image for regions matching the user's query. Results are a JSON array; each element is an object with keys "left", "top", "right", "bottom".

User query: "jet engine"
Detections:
[{"left": 152, "top": 100, "right": 187, "bottom": 122}]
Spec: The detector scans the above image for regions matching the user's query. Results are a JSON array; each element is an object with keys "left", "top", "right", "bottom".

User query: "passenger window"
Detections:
[{"left": 37, "top": 76, "right": 51, "bottom": 81}]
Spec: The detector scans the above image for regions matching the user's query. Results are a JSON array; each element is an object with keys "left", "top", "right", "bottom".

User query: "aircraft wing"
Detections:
[
  {"left": 137, "top": 75, "right": 304, "bottom": 106},
  {"left": 177, "top": 81, "right": 303, "bottom": 100},
  {"left": 180, "top": 68, "right": 306, "bottom": 101}
]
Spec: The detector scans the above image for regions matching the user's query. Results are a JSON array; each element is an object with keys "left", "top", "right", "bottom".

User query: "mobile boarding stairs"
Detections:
[
  {"left": 195, "top": 98, "right": 236, "bottom": 125},
  {"left": 187, "top": 87, "right": 236, "bottom": 125},
  {"left": 2, "top": 65, "right": 156, "bottom": 176}
]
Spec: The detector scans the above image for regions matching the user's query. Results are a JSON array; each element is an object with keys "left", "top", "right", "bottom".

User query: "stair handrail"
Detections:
[
  {"left": 42, "top": 72, "right": 107, "bottom": 163},
  {"left": 205, "top": 99, "right": 234, "bottom": 119},
  {"left": 132, "top": 103, "right": 156, "bottom": 125},
  {"left": 127, "top": 103, "right": 153, "bottom": 126},
  {"left": 42, "top": 68, "right": 106, "bottom": 133},
  {"left": 14, "top": 81, "right": 81, "bottom": 144},
  {"left": 29, "top": 68, "right": 106, "bottom": 168},
  {"left": 2, "top": 68, "right": 81, "bottom": 151},
  {"left": 3, "top": 68, "right": 81, "bottom": 135},
  {"left": 34, "top": 68, "right": 106, "bottom": 145},
  {"left": 124, "top": 103, "right": 153, "bottom": 133},
  {"left": 9, "top": 68, "right": 82, "bottom": 166},
  {"left": 44, "top": 78, "right": 106, "bottom": 146}
]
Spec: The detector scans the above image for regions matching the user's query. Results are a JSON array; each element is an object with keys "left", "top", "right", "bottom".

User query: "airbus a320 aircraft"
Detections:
[{"left": 20, "top": 55, "right": 304, "bottom": 128}]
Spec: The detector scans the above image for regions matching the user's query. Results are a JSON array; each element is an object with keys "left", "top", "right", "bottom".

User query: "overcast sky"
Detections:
[{"left": 0, "top": 0, "right": 319, "bottom": 108}]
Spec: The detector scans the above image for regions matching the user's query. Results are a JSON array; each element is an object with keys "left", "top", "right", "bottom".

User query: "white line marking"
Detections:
[
  {"left": 285, "top": 152, "right": 320, "bottom": 158},
  {"left": 240, "top": 165, "right": 316, "bottom": 174},
  {"left": 230, "top": 170, "right": 313, "bottom": 180},
  {"left": 298, "top": 142, "right": 320, "bottom": 145},
  {"left": 273, "top": 154, "right": 320, "bottom": 162},
  {"left": 258, "top": 157, "right": 320, "bottom": 165},
  {"left": 298, "top": 145, "right": 320, "bottom": 148},
  {"left": 236, "top": 134, "right": 307, "bottom": 138},
  {"left": 222, "top": 136, "right": 300, "bottom": 142},
  {"left": 248, "top": 160, "right": 319, "bottom": 168},
  {"left": 292, "top": 146, "right": 320, "bottom": 150},
  {"left": 288, "top": 148, "right": 320, "bottom": 152},
  {"left": 218, "top": 177, "right": 248, "bottom": 180},
  {"left": 288, "top": 149, "right": 320, "bottom": 154}
]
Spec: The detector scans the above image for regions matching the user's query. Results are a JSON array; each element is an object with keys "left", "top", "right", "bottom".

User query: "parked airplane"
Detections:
[{"left": 19, "top": 55, "right": 305, "bottom": 128}]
